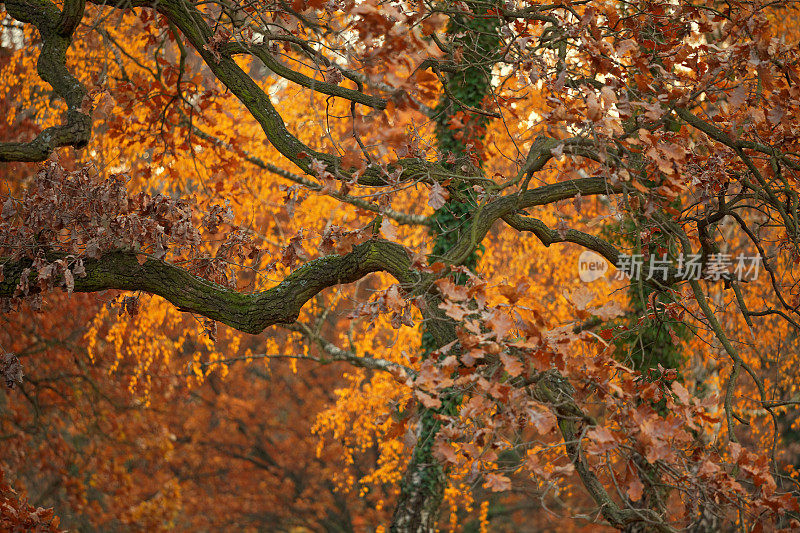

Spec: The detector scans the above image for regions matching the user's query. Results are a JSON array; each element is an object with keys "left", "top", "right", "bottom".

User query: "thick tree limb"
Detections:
[
  {"left": 1, "top": 0, "right": 91, "bottom": 162},
  {"left": 0, "top": 240, "right": 415, "bottom": 335},
  {"left": 82, "top": 0, "right": 449, "bottom": 187},
  {"left": 443, "top": 177, "right": 619, "bottom": 266}
]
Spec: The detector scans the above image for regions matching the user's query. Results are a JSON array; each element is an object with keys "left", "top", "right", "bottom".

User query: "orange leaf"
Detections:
[{"left": 627, "top": 478, "right": 644, "bottom": 502}]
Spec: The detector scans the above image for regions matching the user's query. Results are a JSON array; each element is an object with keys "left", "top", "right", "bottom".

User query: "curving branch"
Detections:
[
  {"left": 441, "top": 177, "right": 620, "bottom": 266},
  {"left": 80, "top": 0, "right": 449, "bottom": 187},
  {"left": 502, "top": 212, "right": 621, "bottom": 266},
  {"left": 532, "top": 372, "right": 674, "bottom": 532},
  {"left": 223, "top": 42, "right": 388, "bottom": 110},
  {"left": 56, "top": 0, "right": 85, "bottom": 35},
  {"left": 0, "top": 240, "right": 415, "bottom": 335},
  {"left": 1, "top": 0, "right": 91, "bottom": 162}
]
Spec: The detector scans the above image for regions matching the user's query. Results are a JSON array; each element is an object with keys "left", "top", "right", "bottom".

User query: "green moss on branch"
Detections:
[{"left": 0, "top": 240, "right": 415, "bottom": 335}]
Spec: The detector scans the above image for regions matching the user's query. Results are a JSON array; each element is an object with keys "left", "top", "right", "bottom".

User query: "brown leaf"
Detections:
[
  {"left": 416, "top": 390, "right": 441, "bottom": 409},
  {"left": 569, "top": 287, "right": 596, "bottom": 310},
  {"left": 64, "top": 268, "right": 74, "bottom": 294},
  {"left": 767, "top": 105, "right": 785, "bottom": 125},
  {"left": 590, "top": 299, "right": 625, "bottom": 320},
  {"left": 528, "top": 406, "right": 556, "bottom": 434},
  {"left": 72, "top": 258, "right": 86, "bottom": 278},
  {"left": 0, "top": 352, "right": 23, "bottom": 389},
  {"left": 728, "top": 84, "right": 747, "bottom": 112},
  {"left": 439, "top": 300, "right": 469, "bottom": 321},
  {"left": 586, "top": 92, "right": 602, "bottom": 121},
  {"left": 484, "top": 473, "right": 512, "bottom": 492},
  {"left": 341, "top": 148, "right": 366, "bottom": 171},
  {"left": 1, "top": 197, "right": 15, "bottom": 220},
  {"left": 432, "top": 440, "right": 458, "bottom": 465},
  {"left": 380, "top": 217, "right": 398, "bottom": 240},
  {"left": 487, "top": 310, "right": 514, "bottom": 340},
  {"left": 499, "top": 353, "right": 523, "bottom": 377},
  {"left": 671, "top": 381, "right": 691, "bottom": 405},
  {"left": 627, "top": 478, "right": 644, "bottom": 502},
  {"left": 601, "top": 85, "right": 618, "bottom": 106},
  {"left": 435, "top": 279, "right": 469, "bottom": 301},
  {"left": 587, "top": 426, "right": 617, "bottom": 454},
  {"left": 122, "top": 296, "right": 140, "bottom": 317},
  {"left": 384, "top": 416, "right": 409, "bottom": 440},
  {"left": 498, "top": 279, "right": 529, "bottom": 304},
  {"left": 428, "top": 182, "right": 449, "bottom": 209},
  {"left": 616, "top": 39, "right": 638, "bottom": 56},
  {"left": 384, "top": 284, "right": 405, "bottom": 312}
]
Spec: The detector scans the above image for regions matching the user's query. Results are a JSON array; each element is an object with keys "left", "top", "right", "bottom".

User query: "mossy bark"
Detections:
[
  {"left": 1, "top": 240, "right": 418, "bottom": 335},
  {"left": 392, "top": 4, "right": 500, "bottom": 531},
  {"left": 1, "top": 0, "right": 91, "bottom": 162}
]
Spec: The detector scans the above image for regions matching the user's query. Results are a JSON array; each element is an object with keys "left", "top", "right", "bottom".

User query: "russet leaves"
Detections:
[{"left": 1, "top": 0, "right": 800, "bottom": 531}]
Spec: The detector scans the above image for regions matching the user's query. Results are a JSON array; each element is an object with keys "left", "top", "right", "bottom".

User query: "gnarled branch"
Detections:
[
  {"left": 1, "top": 240, "right": 415, "bottom": 335},
  {"left": 1, "top": 0, "right": 91, "bottom": 162}
]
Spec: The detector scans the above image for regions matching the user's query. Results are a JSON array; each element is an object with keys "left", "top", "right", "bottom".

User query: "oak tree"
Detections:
[{"left": 2, "top": 0, "right": 800, "bottom": 531}]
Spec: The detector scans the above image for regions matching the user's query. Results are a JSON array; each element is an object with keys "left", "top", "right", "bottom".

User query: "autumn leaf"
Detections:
[
  {"left": 627, "top": 478, "right": 644, "bottom": 502},
  {"left": 341, "top": 148, "right": 366, "bottom": 171},
  {"left": 385, "top": 417, "right": 409, "bottom": 440},
  {"left": 440, "top": 300, "right": 469, "bottom": 321},
  {"left": 600, "top": 86, "right": 617, "bottom": 106},
  {"left": 590, "top": 299, "right": 625, "bottom": 320},
  {"left": 487, "top": 310, "right": 514, "bottom": 340},
  {"left": 586, "top": 92, "right": 602, "bottom": 121},
  {"left": 64, "top": 268, "right": 74, "bottom": 294},
  {"left": 0, "top": 352, "right": 23, "bottom": 389},
  {"left": 432, "top": 440, "right": 459, "bottom": 465},
  {"left": 73, "top": 258, "right": 86, "bottom": 278},
  {"left": 1, "top": 197, "right": 15, "bottom": 220},
  {"left": 527, "top": 406, "right": 556, "bottom": 434},
  {"left": 499, "top": 353, "right": 523, "bottom": 377},
  {"left": 587, "top": 426, "right": 617, "bottom": 454},
  {"left": 380, "top": 217, "right": 398, "bottom": 240},
  {"left": 498, "top": 279, "right": 529, "bottom": 304},
  {"left": 728, "top": 84, "right": 748, "bottom": 111},
  {"left": 768, "top": 105, "right": 785, "bottom": 125},
  {"left": 616, "top": 38, "right": 638, "bottom": 56},
  {"left": 483, "top": 473, "right": 512, "bottom": 492},
  {"left": 568, "top": 286, "right": 596, "bottom": 310},
  {"left": 416, "top": 390, "right": 442, "bottom": 409},
  {"left": 671, "top": 381, "right": 691, "bottom": 405},
  {"left": 428, "top": 182, "right": 449, "bottom": 209},
  {"left": 435, "top": 279, "right": 469, "bottom": 301}
]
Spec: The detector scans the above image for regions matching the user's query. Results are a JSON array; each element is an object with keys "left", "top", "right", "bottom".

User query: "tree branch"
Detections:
[
  {"left": 1, "top": 0, "right": 90, "bottom": 162},
  {"left": 88, "top": 0, "right": 449, "bottom": 187},
  {"left": 185, "top": 120, "right": 432, "bottom": 226},
  {"left": 1, "top": 240, "right": 415, "bottom": 335},
  {"left": 531, "top": 371, "right": 675, "bottom": 532},
  {"left": 223, "top": 42, "right": 388, "bottom": 110},
  {"left": 502, "top": 213, "right": 621, "bottom": 266}
]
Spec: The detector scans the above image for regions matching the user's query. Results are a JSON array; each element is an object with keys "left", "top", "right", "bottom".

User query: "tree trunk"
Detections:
[
  {"left": 390, "top": 410, "right": 446, "bottom": 532},
  {"left": 389, "top": 3, "right": 499, "bottom": 530}
]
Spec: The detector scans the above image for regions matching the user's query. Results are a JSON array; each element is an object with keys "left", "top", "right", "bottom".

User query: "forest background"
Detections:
[{"left": 2, "top": 0, "right": 800, "bottom": 531}]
